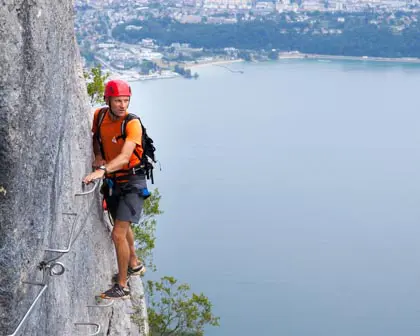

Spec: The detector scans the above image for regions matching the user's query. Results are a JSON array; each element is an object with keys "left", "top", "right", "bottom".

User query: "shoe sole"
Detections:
[
  {"left": 100, "top": 294, "right": 130, "bottom": 300},
  {"left": 111, "top": 267, "right": 146, "bottom": 284},
  {"left": 129, "top": 266, "right": 147, "bottom": 276}
]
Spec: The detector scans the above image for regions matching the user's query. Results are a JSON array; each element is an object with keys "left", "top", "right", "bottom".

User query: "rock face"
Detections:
[{"left": 0, "top": 1, "right": 148, "bottom": 335}]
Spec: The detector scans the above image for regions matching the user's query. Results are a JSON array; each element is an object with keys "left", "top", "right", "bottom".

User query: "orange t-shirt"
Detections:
[{"left": 92, "top": 108, "right": 143, "bottom": 172}]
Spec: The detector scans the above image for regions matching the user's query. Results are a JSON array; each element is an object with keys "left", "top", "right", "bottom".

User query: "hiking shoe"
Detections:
[
  {"left": 129, "top": 264, "right": 146, "bottom": 276},
  {"left": 111, "top": 264, "right": 146, "bottom": 283},
  {"left": 100, "top": 284, "right": 130, "bottom": 300}
]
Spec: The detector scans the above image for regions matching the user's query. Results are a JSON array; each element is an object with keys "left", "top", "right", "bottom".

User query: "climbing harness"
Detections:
[{"left": 101, "top": 177, "right": 151, "bottom": 226}]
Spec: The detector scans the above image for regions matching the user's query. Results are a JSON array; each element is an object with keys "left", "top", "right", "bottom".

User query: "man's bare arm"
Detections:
[
  {"left": 83, "top": 140, "right": 137, "bottom": 184},
  {"left": 92, "top": 135, "right": 105, "bottom": 168},
  {"left": 103, "top": 140, "right": 137, "bottom": 173}
]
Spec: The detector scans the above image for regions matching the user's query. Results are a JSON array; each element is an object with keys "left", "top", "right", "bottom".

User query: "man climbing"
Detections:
[{"left": 83, "top": 79, "right": 147, "bottom": 299}]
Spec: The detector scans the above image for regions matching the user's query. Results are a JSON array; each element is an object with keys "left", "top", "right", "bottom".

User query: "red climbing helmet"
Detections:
[{"left": 104, "top": 79, "right": 132, "bottom": 99}]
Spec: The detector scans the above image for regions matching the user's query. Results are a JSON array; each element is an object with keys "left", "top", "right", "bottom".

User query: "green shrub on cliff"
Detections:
[
  {"left": 133, "top": 189, "right": 163, "bottom": 271},
  {"left": 84, "top": 65, "right": 109, "bottom": 105},
  {"left": 146, "top": 276, "right": 220, "bottom": 336}
]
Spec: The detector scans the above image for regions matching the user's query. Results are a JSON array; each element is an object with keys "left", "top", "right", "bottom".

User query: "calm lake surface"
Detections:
[{"left": 129, "top": 60, "right": 420, "bottom": 336}]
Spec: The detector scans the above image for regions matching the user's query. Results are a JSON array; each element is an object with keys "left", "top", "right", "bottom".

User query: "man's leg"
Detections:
[
  {"left": 127, "top": 225, "right": 140, "bottom": 268},
  {"left": 112, "top": 219, "right": 130, "bottom": 288}
]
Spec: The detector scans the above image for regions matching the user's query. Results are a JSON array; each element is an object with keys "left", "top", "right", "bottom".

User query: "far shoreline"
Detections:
[
  {"left": 185, "top": 52, "right": 420, "bottom": 70},
  {"left": 180, "top": 52, "right": 420, "bottom": 73},
  {"left": 119, "top": 52, "right": 420, "bottom": 82},
  {"left": 278, "top": 52, "right": 420, "bottom": 64},
  {"left": 184, "top": 58, "right": 244, "bottom": 69}
]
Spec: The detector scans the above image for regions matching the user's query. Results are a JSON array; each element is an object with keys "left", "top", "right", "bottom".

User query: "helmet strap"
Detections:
[
  {"left": 108, "top": 106, "right": 119, "bottom": 118},
  {"left": 106, "top": 97, "right": 118, "bottom": 119}
]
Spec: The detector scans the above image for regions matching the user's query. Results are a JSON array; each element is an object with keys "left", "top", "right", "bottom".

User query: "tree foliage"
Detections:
[
  {"left": 132, "top": 189, "right": 163, "bottom": 271},
  {"left": 146, "top": 276, "right": 220, "bottom": 336},
  {"left": 112, "top": 14, "right": 420, "bottom": 58},
  {"left": 140, "top": 60, "right": 158, "bottom": 75},
  {"left": 84, "top": 65, "right": 109, "bottom": 105},
  {"left": 238, "top": 51, "right": 252, "bottom": 61},
  {"left": 173, "top": 65, "right": 193, "bottom": 78},
  {"left": 268, "top": 50, "right": 279, "bottom": 60}
]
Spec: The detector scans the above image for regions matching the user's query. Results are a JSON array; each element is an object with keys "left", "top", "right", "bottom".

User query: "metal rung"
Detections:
[
  {"left": 88, "top": 299, "right": 114, "bottom": 308},
  {"left": 44, "top": 214, "right": 78, "bottom": 253},
  {"left": 7, "top": 177, "right": 101, "bottom": 336},
  {"left": 22, "top": 281, "right": 44, "bottom": 286},
  {"left": 7, "top": 283, "right": 48, "bottom": 336},
  {"left": 45, "top": 182, "right": 99, "bottom": 253},
  {"left": 75, "top": 180, "right": 99, "bottom": 196},
  {"left": 74, "top": 322, "right": 101, "bottom": 335}
]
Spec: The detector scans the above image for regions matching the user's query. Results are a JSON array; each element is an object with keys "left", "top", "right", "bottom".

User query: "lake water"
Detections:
[{"left": 129, "top": 60, "right": 420, "bottom": 336}]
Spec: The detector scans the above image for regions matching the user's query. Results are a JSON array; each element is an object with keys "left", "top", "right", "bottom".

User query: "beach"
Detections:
[
  {"left": 107, "top": 52, "right": 420, "bottom": 82},
  {"left": 184, "top": 58, "right": 244, "bottom": 69},
  {"left": 278, "top": 52, "right": 420, "bottom": 64}
]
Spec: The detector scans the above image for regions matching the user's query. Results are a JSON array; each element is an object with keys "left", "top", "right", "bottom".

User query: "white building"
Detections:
[{"left": 203, "top": 0, "right": 252, "bottom": 9}]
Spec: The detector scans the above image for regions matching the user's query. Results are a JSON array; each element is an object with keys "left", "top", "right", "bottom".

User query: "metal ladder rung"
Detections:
[
  {"left": 7, "top": 179, "right": 99, "bottom": 336},
  {"left": 88, "top": 299, "right": 114, "bottom": 308},
  {"left": 74, "top": 322, "right": 101, "bottom": 335},
  {"left": 45, "top": 182, "right": 99, "bottom": 253},
  {"left": 75, "top": 180, "right": 99, "bottom": 196},
  {"left": 6, "top": 283, "right": 48, "bottom": 336}
]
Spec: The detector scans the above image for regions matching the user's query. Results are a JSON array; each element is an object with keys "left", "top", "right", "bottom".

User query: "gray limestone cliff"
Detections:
[{"left": 0, "top": 1, "right": 148, "bottom": 335}]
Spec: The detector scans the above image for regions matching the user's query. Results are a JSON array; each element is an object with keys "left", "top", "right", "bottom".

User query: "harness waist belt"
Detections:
[{"left": 106, "top": 166, "right": 145, "bottom": 180}]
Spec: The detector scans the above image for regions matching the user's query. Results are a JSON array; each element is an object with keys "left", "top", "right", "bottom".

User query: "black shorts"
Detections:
[{"left": 103, "top": 175, "right": 147, "bottom": 223}]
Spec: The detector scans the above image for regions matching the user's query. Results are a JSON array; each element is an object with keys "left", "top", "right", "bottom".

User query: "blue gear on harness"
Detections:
[
  {"left": 103, "top": 178, "right": 151, "bottom": 217},
  {"left": 120, "top": 186, "right": 151, "bottom": 216},
  {"left": 106, "top": 178, "right": 114, "bottom": 196},
  {"left": 140, "top": 188, "right": 151, "bottom": 198}
]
